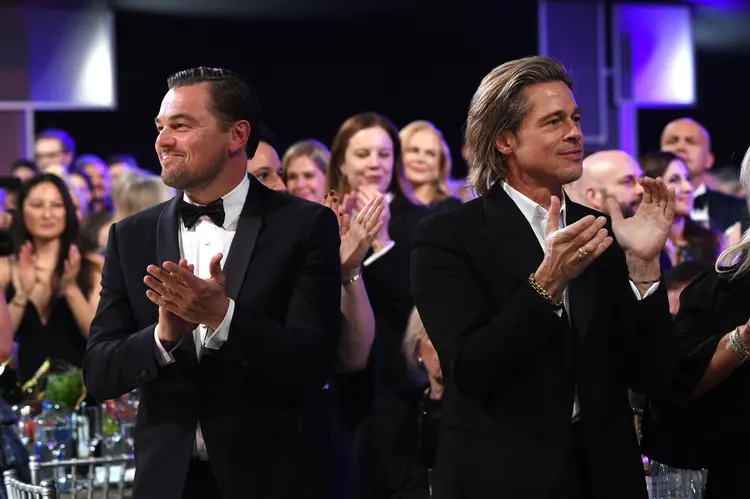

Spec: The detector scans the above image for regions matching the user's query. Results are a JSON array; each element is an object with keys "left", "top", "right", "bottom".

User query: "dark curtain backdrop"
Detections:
[{"left": 34, "top": 4, "right": 538, "bottom": 178}]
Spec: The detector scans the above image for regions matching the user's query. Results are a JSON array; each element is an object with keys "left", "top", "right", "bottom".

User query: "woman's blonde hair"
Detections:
[
  {"left": 113, "top": 170, "right": 175, "bottom": 222},
  {"left": 465, "top": 56, "right": 572, "bottom": 196},
  {"left": 281, "top": 139, "right": 330, "bottom": 184},
  {"left": 399, "top": 120, "right": 453, "bottom": 202},
  {"left": 717, "top": 144, "right": 750, "bottom": 279},
  {"left": 402, "top": 307, "right": 428, "bottom": 368}
]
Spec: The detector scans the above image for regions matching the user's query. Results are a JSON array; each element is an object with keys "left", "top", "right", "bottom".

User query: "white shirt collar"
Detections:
[
  {"left": 182, "top": 174, "right": 250, "bottom": 229},
  {"left": 693, "top": 182, "right": 707, "bottom": 198},
  {"left": 501, "top": 181, "right": 567, "bottom": 228}
]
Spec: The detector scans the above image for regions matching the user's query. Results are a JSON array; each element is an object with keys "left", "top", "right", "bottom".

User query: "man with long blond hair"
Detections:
[{"left": 411, "top": 56, "right": 680, "bottom": 498}]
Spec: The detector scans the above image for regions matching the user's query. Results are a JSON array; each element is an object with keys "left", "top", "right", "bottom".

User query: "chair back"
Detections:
[
  {"left": 29, "top": 455, "right": 133, "bottom": 499},
  {"left": 3, "top": 469, "right": 57, "bottom": 499}
]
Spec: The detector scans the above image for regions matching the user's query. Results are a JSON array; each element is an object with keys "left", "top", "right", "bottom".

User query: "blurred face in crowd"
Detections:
[
  {"left": 155, "top": 82, "right": 229, "bottom": 192},
  {"left": 285, "top": 156, "right": 325, "bottom": 202},
  {"left": 578, "top": 150, "right": 644, "bottom": 217},
  {"left": 12, "top": 166, "right": 36, "bottom": 184},
  {"left": 23, "top": 181, "right": 67, "bottom": 241},
  {"left": 108, "top": 162, "right": 133, "bottom": 184},
  {"left": 82, "top": 161, "right": 112, "bottom": 207},
  {"left": 660, "top": 119, "right": 714, "bottom": 183},
  {"left": 663, "top": 159, "right": 694, "bottom": 217},
  {"left": 403, "top": 129, "right": 441, "bottom": 187},
  {"left": 499, "top": 81, "right": 583, "bottom": 187},
  {"left": 35, "top": 138, "right": 72, "bottom": 171},
  {"left": 69, "top": 173, "right": 92, "bottom": 209},
  {"left": 246, "top": 141, "right": 285, "bottom": 191},
  {"left": 340, "top": 126, "right": 394, "bottom": 194}
]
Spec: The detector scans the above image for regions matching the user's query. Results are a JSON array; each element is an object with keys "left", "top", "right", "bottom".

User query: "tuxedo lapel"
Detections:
[
  {"left": 479, "top": 185, "right": 545, "bottom": 280},
  {"left": 223, "top": 174, "right": 265, "bottom": 301},
  {"left": 566, "top": 201, "right": 600, "bottom": 341},
  {"left": 156, "top": 195, "right": 199, "bottom": 369}
]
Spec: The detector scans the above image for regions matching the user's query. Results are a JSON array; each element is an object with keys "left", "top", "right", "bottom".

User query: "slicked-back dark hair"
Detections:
[{"left": 167, "top": 67, "right": 263, "bottom": 158}]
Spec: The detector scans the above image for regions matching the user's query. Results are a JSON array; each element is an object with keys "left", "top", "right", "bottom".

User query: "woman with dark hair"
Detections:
[
  {"left": 640, "top": 151, "right": 725, "bottom": 267},
  {"left": 0, "top": 174, "right": 102, "bottom": 383}
]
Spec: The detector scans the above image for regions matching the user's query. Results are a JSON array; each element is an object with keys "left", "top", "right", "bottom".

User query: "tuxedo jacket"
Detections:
[
  {"left": 83, "top": 175, "right": 342, "bottom": 499},
  {"left": 410, "top": 183, "right": 677, "bottom": 499},
  {"left": 700, "top": 187, "right": 745, "bottom": 232}
]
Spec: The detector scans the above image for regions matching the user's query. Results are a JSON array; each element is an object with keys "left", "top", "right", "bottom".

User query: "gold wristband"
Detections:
[{"left": 528, "top": 274, "right": 564, "bottom": 309}]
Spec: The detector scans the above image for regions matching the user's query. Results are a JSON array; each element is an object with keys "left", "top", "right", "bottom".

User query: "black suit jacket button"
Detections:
[{"left": 138, "top": 369, "right": 149, "bottom": 381}]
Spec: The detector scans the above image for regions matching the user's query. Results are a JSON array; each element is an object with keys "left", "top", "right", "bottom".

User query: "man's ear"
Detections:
[{"left": 494, "top": 130, "right": 515, "bottom": 156}]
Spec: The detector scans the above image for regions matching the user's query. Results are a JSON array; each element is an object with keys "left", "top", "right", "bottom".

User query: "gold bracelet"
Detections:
[{"left": 528, "top": 273, "right": 564, "bottom": 309}]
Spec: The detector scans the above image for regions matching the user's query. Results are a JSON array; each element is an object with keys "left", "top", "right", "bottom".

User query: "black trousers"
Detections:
[{"left": 182, "top": 459, "right": 221, "bottom": 499}]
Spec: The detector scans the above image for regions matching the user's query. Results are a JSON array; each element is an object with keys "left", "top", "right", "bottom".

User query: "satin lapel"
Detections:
[
  {"left": 156, "top": 195, "right": 199, "bottom": 369},
  {"left": 478, "top": 185, "right": 545, "bottom": 280},
  {"left": 223, "top": 174, "right": 265, "bottom": 301},
  {"left": 566, "top": 200, "right": 600, "bottom": 341}
]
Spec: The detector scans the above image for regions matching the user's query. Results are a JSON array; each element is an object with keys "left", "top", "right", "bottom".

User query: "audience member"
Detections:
[
  {"left": 34, "top": 129, "right": 75, "bottom": 172},
  {"left": 661, "top": 118, "right": 744, "bottom": 231}
]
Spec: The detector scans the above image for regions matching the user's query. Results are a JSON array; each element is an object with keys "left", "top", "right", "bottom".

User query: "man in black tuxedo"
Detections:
[
  {"left": 661, "top": 117, "right": 745, "bottom": 232},
  {"left": 411, "top": 56, "right": 678, "bottom": 499},
  {"left": 83, "top": 67, "right": 341, "bottom": 499}
]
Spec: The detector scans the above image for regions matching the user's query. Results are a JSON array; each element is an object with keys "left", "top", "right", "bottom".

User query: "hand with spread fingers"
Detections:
[
  {"left": 144, "top": 254, "right": 229, "bottom": 339},
  {"left": 533, "top": 195, "right": 614, "bottom": 300},
  {"left": 324, "top": 190, "right": 385, "bottom": 280},
  {"left": 356, "top": 186, "right": 392, "bottom": 252},
  {"left": 607, "top": 177, "right": 676, "bottom": 264},
  {"left": 60, "top": 245, "right": 81, "bottom": 294}
]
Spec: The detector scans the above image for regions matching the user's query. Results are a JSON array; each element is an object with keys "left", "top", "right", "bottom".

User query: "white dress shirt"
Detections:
[
  {"left": 501, "top": 182, "right": 659, "bottom": 420},
  {"left": 153, "top": 175, "right": 248, "bottom": 460},
  {"left": 690, "top": 182, "right": 710, "bottom": 228}
]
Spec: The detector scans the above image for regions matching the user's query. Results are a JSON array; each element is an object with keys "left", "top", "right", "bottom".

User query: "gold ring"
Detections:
[{"left": 577, "top": 248, "right": 588, "bottom": 260}]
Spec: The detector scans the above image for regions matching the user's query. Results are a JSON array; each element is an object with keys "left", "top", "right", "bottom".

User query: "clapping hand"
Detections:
[
  {"left": 12, "top": 241, "right": 37, "bottom": 296},
  {"left": 145, "top": 255, "right": 229, "bottom": 336},
  {"left": 323, "top": 190, "right": 385, "bottom": 279},
  {"left": 60, "top": 245, "right": 81, "bottom": 294},
  {"left": 607, "top": 177, "right": 675, "bottom": 263},
  {"left": 534, "top": 196, "right": 614, "bottom": 298},
  {"left": 355, "top": 186, "right": 391, "bottom": 251}
]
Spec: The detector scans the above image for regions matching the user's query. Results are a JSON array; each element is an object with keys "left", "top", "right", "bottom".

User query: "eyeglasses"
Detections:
[{"left": 34, "top": 150, "right": 65, "bottom": 161}]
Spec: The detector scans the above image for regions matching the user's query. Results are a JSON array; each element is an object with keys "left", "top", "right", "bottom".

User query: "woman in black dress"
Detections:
[
  {"left": 661, "top": 145, "right": 750, "bottom": 498},
  {"left": 0, "top": 174, "right": 102, "bottom": 384}
]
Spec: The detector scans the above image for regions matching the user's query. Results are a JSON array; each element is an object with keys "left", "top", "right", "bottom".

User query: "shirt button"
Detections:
[{"left": 204, "top": 239, "right": 210, "bottom": 246}]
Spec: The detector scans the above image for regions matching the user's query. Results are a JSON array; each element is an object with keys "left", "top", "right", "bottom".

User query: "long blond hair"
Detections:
[{"left": 716, "top": 144, "right": 750, "bottom": 279}]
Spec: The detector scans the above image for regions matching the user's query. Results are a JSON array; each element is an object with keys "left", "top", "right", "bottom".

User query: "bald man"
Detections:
[
  {"left": 246, "top": 140, "right": 286, "bottom": 192},
  {"left": 661, "top": 118, "right": 744, "bottom": 231},
  {"left": 567, "top": 150, "right": 644, "bottom": 218}
]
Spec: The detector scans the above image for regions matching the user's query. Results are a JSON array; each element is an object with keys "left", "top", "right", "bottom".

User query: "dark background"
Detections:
[{"left": 34, "top": 1, "right": 750, "bottom": 178}]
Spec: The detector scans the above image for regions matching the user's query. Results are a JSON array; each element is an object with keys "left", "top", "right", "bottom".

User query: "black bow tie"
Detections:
[
  {"left": 179, "top": 199, "right": 225, "bottom": 229},
  {"left": 694, "top": 193, "right": 708, "bottom": 210}
]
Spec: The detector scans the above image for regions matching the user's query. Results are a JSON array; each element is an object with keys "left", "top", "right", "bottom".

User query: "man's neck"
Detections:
[
  {"left": 185, "top": 161, "right": 247, "bottom": 205},
  {"left": 505, "top": 171, "right": 563, "bottom": 210},
  {"left": 691, "top": 172, "right": 705, "bottom": 191}
]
